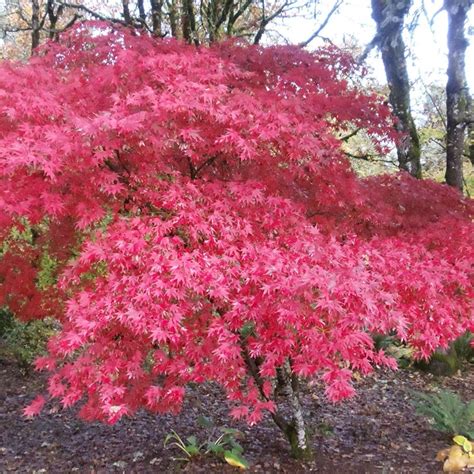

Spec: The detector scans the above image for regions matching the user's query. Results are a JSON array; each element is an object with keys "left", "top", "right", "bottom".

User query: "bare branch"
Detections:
[
  {"left": 358, "top": 33, "right": 379, "bottom": 63},
  {"left": 227, "top": 0, "right": 253, "bottom": 35},
  {"left": 299, "top": 0, "right": 342, "bottom": 48},
  {"left": 57, "top": 1, "right": 130, "bottom": 26},
  {"left": 430, "top": 4, "right": 444, "bottom": 26},
  {"left": 214, "top": 0, "right": 234, "bottom": 32},
  {"left": 345, "top": 151, "right": 398, "bottom": 167},
  {"left": 339, "top": 128, "right": 361, "bottom": 142},
  {"left": 253, "top": 0, "right": 289, "bottom": 45},
  {"left": 423, "top": 85, "right": 447, "bottom": 131}
]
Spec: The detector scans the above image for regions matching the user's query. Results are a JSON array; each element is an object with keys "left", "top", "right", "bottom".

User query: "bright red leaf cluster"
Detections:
[{"left": 0, "top": 24, "right": 472, "bottom": 423}]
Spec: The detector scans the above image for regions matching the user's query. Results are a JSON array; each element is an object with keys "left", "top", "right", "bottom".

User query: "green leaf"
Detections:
[
  {"left": 239, "top": 322, "right": 255, "bottom": 338},
  {"left": 197, "top": 415, "right": 213, "bottom": 428},
  {"left": 224, "top": 450, "right": 249, "bottom": 469},
  {"left": 207, "top": 442, "right": 224, "bottom": 454},
  {"left": 185, "top": 445, "right": 200, "bottom": 456},
  {"left": 164, "top": 430, "right": 183, "bottom": 447},
  {"left": 222, "top": 428, "right": 244, "bottom": 438},
  {"left": 229, "top": 441, "right": 244, "bottom": 454},
  {"left": 463, "top": 439, "right": 472, "bottom": 453},
  {"left": 413, "top": 390, "right": 474, "bottom": 437}
]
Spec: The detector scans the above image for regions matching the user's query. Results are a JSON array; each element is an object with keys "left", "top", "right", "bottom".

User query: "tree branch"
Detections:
[
  {"left": 299, "top": 0, "right": 342, "bottom": 48},
  {"left": 359, "top": 33, "right": 379, "bottom": 63},
  {"left": 227, "top": 0, "right": 253, "bottom": 35},
  {"left": 253, "top": 0, "right": 289, "bottom": 45},
  {"left": 214, "top": 0, "right": 234, "bottom": 37},
  {"left": 339, "top": 128, "right": 361, "bottom": 142},
  {"left": 344, "top": 151, "right": 398, "bottom": 166},
  {"left": 57, "top": 1, "right": 130, "bottom": 26},
  {"left": 240, "top": 343, "right": 291, "bottom": 434}
]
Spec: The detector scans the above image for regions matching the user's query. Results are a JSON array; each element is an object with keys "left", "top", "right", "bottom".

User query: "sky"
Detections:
[{"left": 272, "top": 0, "right": 473, "bottom": 118}]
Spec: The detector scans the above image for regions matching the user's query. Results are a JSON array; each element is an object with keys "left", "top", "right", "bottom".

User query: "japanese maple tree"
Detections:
[{"left": 0, "top": 23, "right": 472, "bottom": 459}]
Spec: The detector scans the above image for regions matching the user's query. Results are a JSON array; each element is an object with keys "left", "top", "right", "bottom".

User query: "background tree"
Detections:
[
  {"left": 0, "top": 0, "right": 316, "bottom": 54},
  {"left": 444, "top": 0, "right": 473, "bottom": 191},
  {"left": 368, "top": 0, "right": 422, "bottom": 178},
  {"left": 0, "top": 0, "right": 81, "bottom": 57}
]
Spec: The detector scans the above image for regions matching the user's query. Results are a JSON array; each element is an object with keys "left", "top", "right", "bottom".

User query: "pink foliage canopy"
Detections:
[{"left": 0, "top": 23, "right": 472, "bottom": 424}]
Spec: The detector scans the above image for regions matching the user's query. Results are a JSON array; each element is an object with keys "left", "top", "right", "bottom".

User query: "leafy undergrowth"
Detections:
[{"left": 1, "top": 358, "right": 473, "bottom": 473}]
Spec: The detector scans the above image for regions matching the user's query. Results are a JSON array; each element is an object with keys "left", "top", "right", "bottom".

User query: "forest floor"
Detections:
[{"left": 1, "top": 356, "right": 473, "bottom": 474}]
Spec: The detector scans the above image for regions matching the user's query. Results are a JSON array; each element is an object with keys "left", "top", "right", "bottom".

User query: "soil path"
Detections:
[{"left": 1, "top": 358, "right": 473, "bottom": 473}]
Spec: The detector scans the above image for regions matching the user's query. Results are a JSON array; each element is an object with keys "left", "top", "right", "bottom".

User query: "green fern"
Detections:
[
  {"left": 452, "top": 331, "right": 474, "bottom": 362},
  {"left": 414, "top": 390, "right": 474, "bottom": 438}
]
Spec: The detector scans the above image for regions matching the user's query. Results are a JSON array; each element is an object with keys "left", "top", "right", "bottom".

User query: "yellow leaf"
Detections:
[
  {"left": 453, "top": 435, "right": 467, "bottom": 447},
  {"left": 462, "top": 439, "right": 472, "bottom": 453},
  {"left": 224, "top": 451, "right": 249, "bottom": 470}
]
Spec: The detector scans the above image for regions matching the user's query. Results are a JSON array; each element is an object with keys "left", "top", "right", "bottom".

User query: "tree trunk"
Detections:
[
  {"left": 280, "top": 360, "right": 312, "bottom": 460},
  {"left": 46, "top": 0, "right": 64, "bottom": 41},
  {"left": 181, "top": 0, "right": 199, "bottom": 45},
  {"left": 138, "top": 0, "right": 147, "bottom": 23},
  {"left": 445, "top": 0, "right": 472, "bottom": 191},
  {"left": 469, "top": 120, "right": 474, "bottom": 166},
  {"left": 241, "top": 345, "right": 312, "bottom": 460},
  {"left": 122, "top": 0, "right": 132, "bottom": 25},
  {"left": 371, "top": 0, "right": 422, "bottom": 178},
  {"left": 31, "top": 0, "right": 41, "bottom": 52},
  {"left": 169, "top": 0, "right": 179, "bottom": 38},
  {"left": 150, "top": 0, "right": 163, "bottom": 36}
]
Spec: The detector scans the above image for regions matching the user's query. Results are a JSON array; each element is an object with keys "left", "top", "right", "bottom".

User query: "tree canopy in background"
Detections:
[{"left": 0, "top": 0, "right": 335, "bottom": 54}]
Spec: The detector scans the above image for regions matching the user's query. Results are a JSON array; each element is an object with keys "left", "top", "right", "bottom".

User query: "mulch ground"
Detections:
[{"left": 1, "top": 356, "right": 473, "bottom": 473}]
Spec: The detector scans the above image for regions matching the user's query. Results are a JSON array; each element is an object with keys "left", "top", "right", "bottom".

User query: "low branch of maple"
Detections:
[
  {"left": 187, "top": 155, "right": 218, "bottom": 179},
  {"left": 114, "top": 150, "right": 132, "bottom": 176},
  {"left": 344, "top": 151, "right": 398, "bottom": 167},
  {"left": 240, "top": 343, "right": 291, "bottom": 435},
  {"left": 195, "top": 155, "right": 218, "bottom": 175},
  {"left": 339, "top": 128, "right": 361, "bottom": 142}
]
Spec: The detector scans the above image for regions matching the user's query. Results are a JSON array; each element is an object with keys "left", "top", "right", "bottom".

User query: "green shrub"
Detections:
[
  {"left": 372, "top": 333, "right": 414, "bottom": 369},
  {"left": 164, "top": 417, "right": 249, "bottom": 469},
  {"left": 0, "top": 307, "right": 15, "bottom": 337},
  {"left": 413, "top": 390, "right": 474, "bottom": 438},
  {"left": 1, "top": 317, "right": 58, "bottom": 371},
  {"left": 415, "top": 332, "right": 473, "bottom": 376},
  {"left": 452, "top": 332, "right": 474, "bottom": 363}
]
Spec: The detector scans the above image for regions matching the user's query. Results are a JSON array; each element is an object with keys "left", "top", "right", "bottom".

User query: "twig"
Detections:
[
  {"left": 340, "top": 128, "right": 361, "bottom": 142},
  {"left": 345, "top": 151, "right": 398, "bottom": 167},
  {"left": 299, "top": 0, "right": 342, "bottom": 48},
  {"left": 57, "top": 1, "right": 130, "bottom": 26},
  {"left": 359, "top": 33, "right": 379, "bottom": 63}
]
